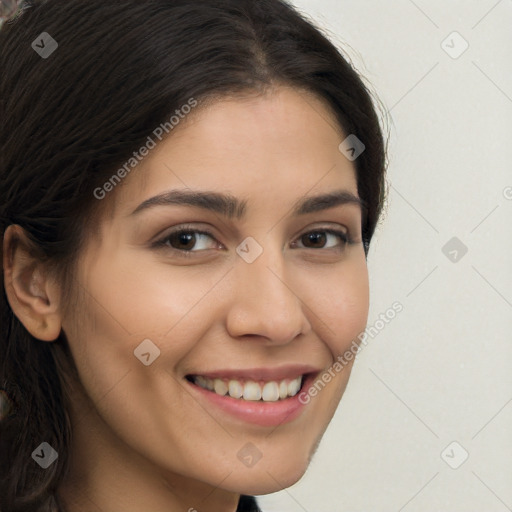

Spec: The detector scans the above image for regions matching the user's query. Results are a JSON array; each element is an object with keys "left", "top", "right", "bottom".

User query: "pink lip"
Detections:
[
  {"left": 185, "top": 371, "right": 319, "bottom": 427},
  {"left": 187, "top": 364, "right": 321, "bottom": 382}
]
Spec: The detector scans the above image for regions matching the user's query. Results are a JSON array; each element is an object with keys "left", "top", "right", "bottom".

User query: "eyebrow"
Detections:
[{"left": 129, "top": 188, "right": 367, "bottom": 219}]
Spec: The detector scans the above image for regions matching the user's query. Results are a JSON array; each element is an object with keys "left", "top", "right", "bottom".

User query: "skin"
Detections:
[{"left": 3, "top": 86, "right": 369, "bottom": 512}]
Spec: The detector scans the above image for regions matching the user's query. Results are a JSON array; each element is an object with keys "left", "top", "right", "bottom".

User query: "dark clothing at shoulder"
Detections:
[{"left": 237, "top": 495, "right": 262, "bottom": 512}]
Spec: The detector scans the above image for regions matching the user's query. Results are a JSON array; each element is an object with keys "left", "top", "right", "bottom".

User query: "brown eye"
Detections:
[
  {"left": 167, "top": 231, "right": 198, "bottom": 251},
  {"left": 155, "top": 227, "right": 219, "bottom": 257},
  {"left": 301, "top": 232, "right": 327, "bottom": 248},
  {"left": 294, "top": 229, "right": 350, "bottom": 250}
]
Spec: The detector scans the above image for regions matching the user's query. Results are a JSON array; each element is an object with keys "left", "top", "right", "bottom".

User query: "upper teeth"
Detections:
[{"left": 192, "top": 375, "right": 303, "bottom": 401}]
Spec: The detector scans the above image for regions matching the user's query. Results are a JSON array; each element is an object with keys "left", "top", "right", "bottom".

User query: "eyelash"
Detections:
[{"left": 153, "top": 224, "right": 356, "bottom": 258}]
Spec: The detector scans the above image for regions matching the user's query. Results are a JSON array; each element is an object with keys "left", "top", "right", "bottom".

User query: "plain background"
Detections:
[{"left": 255, "top": 1, "right": 512, "bottom": 511}]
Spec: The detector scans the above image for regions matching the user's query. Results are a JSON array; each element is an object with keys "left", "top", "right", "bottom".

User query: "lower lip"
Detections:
[{"left": 185, "top": 374, "right": 317, "bottom": 427}]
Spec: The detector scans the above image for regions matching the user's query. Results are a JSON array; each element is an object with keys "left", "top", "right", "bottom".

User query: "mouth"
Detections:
[
  {"left": 185, "top": 373, "right": 307, "bottom": 402},
  {"left": 184, "top": 367, "right": 321, "bottom": 427}
]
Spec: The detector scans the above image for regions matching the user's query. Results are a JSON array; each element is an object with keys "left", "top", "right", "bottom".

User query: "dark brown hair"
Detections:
[{"left": 0, "top": 0, "right": 388, "bottom": 510}]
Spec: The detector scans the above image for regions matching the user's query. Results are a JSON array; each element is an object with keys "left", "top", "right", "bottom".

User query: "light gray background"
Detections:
[{"left": 256, "top": 1, "right": 512, "bottom": 511}]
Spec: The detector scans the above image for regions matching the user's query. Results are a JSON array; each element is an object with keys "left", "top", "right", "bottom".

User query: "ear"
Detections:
[{"left": 2, "top": 225, "right": 63, "bottom": 342}]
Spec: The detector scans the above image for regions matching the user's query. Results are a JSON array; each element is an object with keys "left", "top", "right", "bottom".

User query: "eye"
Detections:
[
  {"left": 154, "top": 227, "right": 220, "bottom": 256},
  {"left": 291, "top": 228, "right": 352, "bottom": 250},
  {"left": 153, "top": 225, "right": 355, "bottom": 258}
]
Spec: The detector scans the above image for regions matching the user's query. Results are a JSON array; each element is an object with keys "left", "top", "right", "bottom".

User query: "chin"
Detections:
[{"left": 219, "top": 455, "right": 310, "bottom": 496}]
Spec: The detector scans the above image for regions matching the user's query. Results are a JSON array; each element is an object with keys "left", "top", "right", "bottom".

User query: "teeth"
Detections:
[
  {"left": 243, "top": 381, "right": 261, "bottom": 401},
  {"left": 288, "top": 378, "right": 301, "bottom": 397},
  {"left": 192, "top": 375, "right": 304, "bottom": 401},
  {"left": 213, "top": 379, "right": 228, "bottom": 396},
  {"left": 228, "top": 380, "right": 243, "bottom": 399},
  {"left": 279, "top": 380, "right": 288, "bottom": 399},
  {"left": 262, "top": 382, "right": 280, "bottom": 402},
  {"left": 196, "top": 375, "right": 207, "bottom": 389}
]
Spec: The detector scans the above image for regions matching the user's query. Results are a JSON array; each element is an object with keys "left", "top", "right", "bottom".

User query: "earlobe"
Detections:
[{"left": 2, "top": 225, "right": 63, "bottom": 342}]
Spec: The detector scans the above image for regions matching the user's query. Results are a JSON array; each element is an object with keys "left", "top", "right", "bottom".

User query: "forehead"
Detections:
[{"left": 111, "top": 86, "right": 358, "bottom": 219}]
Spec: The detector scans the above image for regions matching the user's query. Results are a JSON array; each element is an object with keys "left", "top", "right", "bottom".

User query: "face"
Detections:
[{"left": 60, "top": 86, "right": 369, "bottom": 500}]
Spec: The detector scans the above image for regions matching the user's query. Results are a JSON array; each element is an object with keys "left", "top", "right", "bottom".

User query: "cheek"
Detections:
[
  {"left": 64, "top": 251, "right": 227, "bottom": 414},
  {"left": 76, "top": 246, "right": 221, "bottom": 342},
  {"left": 306, "top": 257, "right": 369, "bottom": 355}
]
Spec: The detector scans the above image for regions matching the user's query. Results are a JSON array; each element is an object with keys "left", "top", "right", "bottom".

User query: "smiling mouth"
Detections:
[{"left": 185, "top": 374, "right": 310, "bottom": 402}]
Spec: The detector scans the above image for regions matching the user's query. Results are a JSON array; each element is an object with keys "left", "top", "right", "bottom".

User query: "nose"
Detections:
[{"left": 225, "top": 247, "right": 312, "bottom": 345}]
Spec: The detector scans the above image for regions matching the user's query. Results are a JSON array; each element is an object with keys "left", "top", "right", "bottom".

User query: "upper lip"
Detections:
[{"left": 187, "top": 364, "right": 322, "bottom": 382}]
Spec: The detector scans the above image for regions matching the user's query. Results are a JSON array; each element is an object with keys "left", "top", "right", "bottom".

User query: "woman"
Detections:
[{"left": 0, "top": 0, "right": 388, "bottom": 510}]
